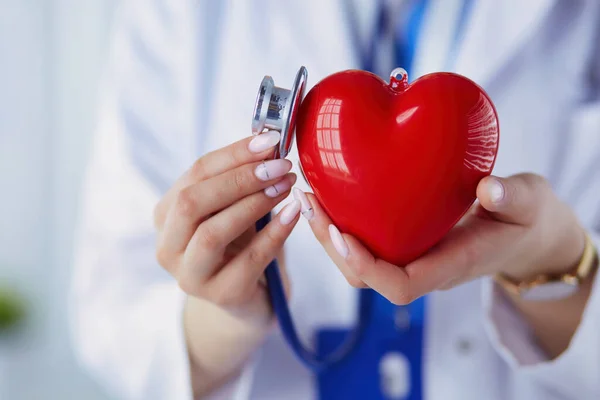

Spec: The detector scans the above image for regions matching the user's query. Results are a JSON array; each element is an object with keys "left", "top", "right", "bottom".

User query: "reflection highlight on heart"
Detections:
[
  {"left": 464, "top": 93, "right": 499, "bottom": 172},
  {"left": 316, "top": 98, "right": 355, "bottom": 182},
  {"left": 395, "top": 106, "right": 419, "bottom": 125}
]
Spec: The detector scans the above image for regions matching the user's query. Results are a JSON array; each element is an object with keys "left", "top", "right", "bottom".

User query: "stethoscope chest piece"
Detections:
[{"left": 252, "top": 66, "right": 308, "bottom": 159}]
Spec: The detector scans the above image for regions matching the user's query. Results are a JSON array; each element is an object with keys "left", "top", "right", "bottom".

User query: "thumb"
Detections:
[{"left": 476, "top": 174, "right": 548, "bottom": 226}]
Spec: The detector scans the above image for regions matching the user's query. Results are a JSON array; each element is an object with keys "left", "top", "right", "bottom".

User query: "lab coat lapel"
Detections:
[{"left": 453, "top": 0, "right": 557, "bottom": 86}]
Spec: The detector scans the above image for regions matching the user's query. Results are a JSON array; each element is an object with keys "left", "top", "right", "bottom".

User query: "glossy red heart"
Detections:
[{"left": 296, "top": 70, "right": 500, "bottom": 265}]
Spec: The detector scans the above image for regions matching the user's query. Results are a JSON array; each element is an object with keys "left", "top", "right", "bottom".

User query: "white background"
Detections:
[{"left": 1, "top": 1, "right": 118, "bottom": 398}]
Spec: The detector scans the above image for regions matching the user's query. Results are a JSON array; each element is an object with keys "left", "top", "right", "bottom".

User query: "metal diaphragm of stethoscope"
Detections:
[
  {"left": 251, "top": 67, "right": 374, "bottom": 372},
  {"left": 251, "top": 66, "right": 308, "bottom": 158}
]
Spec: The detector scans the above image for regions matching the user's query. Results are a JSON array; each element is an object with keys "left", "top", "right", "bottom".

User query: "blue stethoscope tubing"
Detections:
[
  {"left": 255, "top": 0, "right": 404, "bottom": 372},
  {"left": 258, "top": 214, "right": 374, "bottom": 372},
  {"left": 256, "top": 0, "right": 473, "bottom": 373}
]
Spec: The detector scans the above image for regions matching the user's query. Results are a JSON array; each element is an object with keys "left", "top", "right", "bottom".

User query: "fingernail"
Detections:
[
  {"left": 265, "top": 175, "right": 293, "bottom": 198},
  {"left": 329, "top": 224, "right": 349, "bottom": 259},
  {"left": 292, "top": 188, "right": 314, "bottom": 220},
  {"left": 249, "top": 130, "right": 280, "bottom": 153},
  {"left": 488, "top": 178, "right": 504, "bottom": 204},
  {"left": 279, "top": 200, "right": 301, "bottom": 225},
  {"left": 255, "top": 159, "right": 292, "bottom": 181}
]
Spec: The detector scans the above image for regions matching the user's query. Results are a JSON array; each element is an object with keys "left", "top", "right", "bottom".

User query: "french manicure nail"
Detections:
[
  {"left": 292, "top": 188, "right": 314, "bottom": 220},
  {"left": 255, "top": 159, "right": 292, "bottom": 181},
  {"left": 488, "top": 178, "right": 504, "bottom": 203},
  {"left": 279, "top": 200, "right": 301, "bottom": 225},
  {"left": 248, "top": 130, "right": 281, "bottom": 153},
  {"left": 265, "top": 176, "right": 293, "bottom": 198},
  {"left": 329, "top": 224, "right": 349, "bottom": 258}
]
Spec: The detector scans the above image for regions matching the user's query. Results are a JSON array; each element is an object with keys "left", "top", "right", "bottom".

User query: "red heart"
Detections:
[{"left": 296, "top": 70, "right": 500, "bottom": 265}]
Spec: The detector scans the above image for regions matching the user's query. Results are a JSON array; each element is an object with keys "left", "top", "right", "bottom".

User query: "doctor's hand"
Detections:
[
  {"left": 153, "top": 132, "right": 300, "bottom": 397},
  {"left": 296, "top": 174, "right": 592, "bottom": 358},
  {"left": 154, "top": 130, "right": 299, "bottom": 323}
]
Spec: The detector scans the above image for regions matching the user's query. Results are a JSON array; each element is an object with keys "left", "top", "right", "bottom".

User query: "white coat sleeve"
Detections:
[
  {"left": 69, "top": 1, "right": 251, "bottom": 399},
  {"left": 481, "top": 19, "right": 600, "bottom": 399}
]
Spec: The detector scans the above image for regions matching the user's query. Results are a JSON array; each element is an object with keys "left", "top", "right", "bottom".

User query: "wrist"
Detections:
[
  {"left": 503, "top": 224, "right": 586, "bottom": 282},
  {"left": 496, "top": 227, "right": 598, "bottom": 302},
  {"left": 184, "top": 296, "right": 270, "bottom": 396},
  {"left": 542, "top": 223, "right": 587, "bottom": 276}
]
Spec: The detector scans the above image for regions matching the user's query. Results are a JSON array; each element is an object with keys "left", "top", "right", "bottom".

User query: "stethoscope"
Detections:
[
  {"left": 251, "top": 0, "right": 474, "bottom": 373},
  {"left": 252, "top": 66, "right": 376, "bottom": 373},
  {"left": 248, "top": 2, "right": 400, "bottom": 373}
]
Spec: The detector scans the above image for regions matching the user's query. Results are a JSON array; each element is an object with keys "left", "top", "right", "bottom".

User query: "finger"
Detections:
[
  {"left": 297, "top": 191, "right": 367, "bottom": 288},
  {"left": 207, "top": 200, "right": 302, "bottom": 304},
  {"left": 182, "top": 174, "right": 296, "bottom": 280},
  {"left": 195, "top": 158, "right": 293, "bottom": 216},
  {"left": 402, "top": 225, "right": 481, "bottom": 294},
  {"left": 160, "top": 159, "right": 293, "bottom": 254},
  {"left": 340, "top": 233, "right": 415, "bottom": 303},
  {"left": 190, "top": 130, "right": 282, "bottom": 181},
  {"left": 301, "top": 192, "right": 468, "bottom": 300},
  {"left": 154, "top": 131, "right": 281, "bottom": 227},
  {"left": 476, "top": 173, "right": 548, "bottom": 226},
  {"left": 335, "top": 224, "right": 480, "bottom": 304}
]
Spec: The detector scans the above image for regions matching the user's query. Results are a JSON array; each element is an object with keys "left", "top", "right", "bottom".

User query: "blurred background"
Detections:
[{"left": 1, "top": 1, "right": 118, "bottom": 398}]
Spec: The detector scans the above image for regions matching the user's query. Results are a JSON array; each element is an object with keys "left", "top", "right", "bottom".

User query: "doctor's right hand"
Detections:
[
  {"left": 154, "top": 131, "right": 300, "bottom": 324},
  {"left": 152, "top": 131, "right": 300, "bottom": 397}
]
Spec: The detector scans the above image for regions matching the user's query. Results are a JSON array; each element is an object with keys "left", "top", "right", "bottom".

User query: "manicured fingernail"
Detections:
[
  {"left": 488, "top": 178, "right": 504, "bottom": 203},
  {"left": 329, "top": 224, "right": 349, "bottom": 258},
  {"left": 255, "top": 159, "right": 292, "bottom": 181},
  {"left": 265, "top": 175, "right": 293, "bottom": 198},
  {"left": 292, "top": 188, "right": 314, "bottom": 220},
  {"left": 279, "top": 200, "right": 301, "bottom": 225},
  {"left": 249, "top": 130, "right": 280, "bottom": 153}
]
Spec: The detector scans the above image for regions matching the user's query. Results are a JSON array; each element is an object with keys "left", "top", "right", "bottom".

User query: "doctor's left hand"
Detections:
[
  {"left": 295, "top": 174, "right": 594, "bottom": 357},
  {"left": 296, "top": 174, "right": 585, "bottom": 300},
  {"left": 294, "top": 173, "right": 599, "bottom": 360},
  {"left": 295, "top": 173, "right": 588, "bottom": 307}
]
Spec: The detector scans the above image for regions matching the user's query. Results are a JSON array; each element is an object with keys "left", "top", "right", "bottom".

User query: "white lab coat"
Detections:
[{"left": 70, "top": 0, "right": 600, "bottom": 399}]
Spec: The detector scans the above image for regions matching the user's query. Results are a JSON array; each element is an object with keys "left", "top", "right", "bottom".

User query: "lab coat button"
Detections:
[
  {"left": 456, "top": 337, "right": 473, "bottom": 355},
  {"left": 379, "top": 352, "right": 411, "bottom": 399},
  {"left": 394, "top": 307, "right": 411, "bottom": 331}
]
